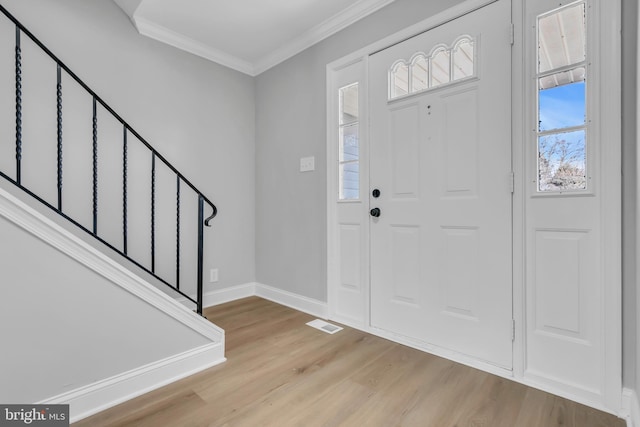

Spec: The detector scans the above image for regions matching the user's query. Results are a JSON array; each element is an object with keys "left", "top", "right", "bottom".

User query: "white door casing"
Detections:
[
  {"left": 327, "top": 59, "right": 370, "bottom": 327},
  {"left": 327, "top": 0, "right": 621, "bottom": 414}
]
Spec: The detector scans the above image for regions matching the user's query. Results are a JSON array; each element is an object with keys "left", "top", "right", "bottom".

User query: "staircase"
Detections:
[
  {"left": 0, "top": 3, "right": 216, "bottom": 314},
  {"left": 0, "top": 3, "right": 225, "bottom": 422}
]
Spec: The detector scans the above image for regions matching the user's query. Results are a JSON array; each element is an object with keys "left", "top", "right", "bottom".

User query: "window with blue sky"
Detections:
[{"left": 536, "top": 1, "right": 587, "bottom": 192}]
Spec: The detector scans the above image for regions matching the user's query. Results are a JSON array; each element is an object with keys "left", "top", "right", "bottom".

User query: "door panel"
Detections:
[
  {"left": 440, "top": 226, "right": 479, "bottom": 319},
  {"left": 338, "top": 224, "right": 362, "bottom": 291},
  {"left": 441, "top": 89, "right": 478, "bottom": 195},
  {"left": 389, "top": 104, "right": 421, "bottom": 198},
  {"left": 534, "top": 229, "right": 589, "bottom": 338},
  {"left": 390, "top": 225, "right": 422, "bottom": 305},
  {"left": 369, "top": 0, "right": 513, "bottom": 368},
  {"left": 522, "top": 0, "right": 613, "bottom": 401}
]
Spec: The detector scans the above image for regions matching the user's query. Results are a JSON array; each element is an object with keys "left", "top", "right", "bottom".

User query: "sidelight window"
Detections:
[
  {"left": 536, "top": 2, "right": 588, "bottom": 192},
  {"left": 338, "top": 83, "right": 359, "bottom": 200}
]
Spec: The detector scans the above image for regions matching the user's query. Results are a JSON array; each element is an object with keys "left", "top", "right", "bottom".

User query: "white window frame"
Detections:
[
  {"left": 534, "top": 1, "right": 591, "bottom": 195},
  {"left": 338, "top": 82, "right": 361, "bottom": 201}
]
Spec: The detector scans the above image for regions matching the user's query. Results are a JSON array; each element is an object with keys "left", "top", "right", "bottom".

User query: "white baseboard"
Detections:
[
  {"left": 174, "top": 283, "right": 257, "bottom": 309},
  {"left": 200, "top": 282, "right": 328, "bottom": 317},
  {"left": 518, "top": 371, "right": 615, "bottom": 416},
  {"left": 622, "top": 388, "right": 640, "bottom": 427},
  {"left": 255, "top": 282, "right": 328, "bottom": 318},
  {"left": 203, "top": 283, "right": 257, "bottom": 307},
  {"left": 41, "top": 342, "right": 225, "bottom": 423},
  {"left": 179, "top": 282, "right": 328, "bottom": 319}
]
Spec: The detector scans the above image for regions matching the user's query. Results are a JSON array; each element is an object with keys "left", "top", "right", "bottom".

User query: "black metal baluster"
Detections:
[
  {"left": 92, "top": 97, "right": 98, "bottom": 235},
  {"left": 15, "top": 26, "right": 22, "bottom": 185},
  {"left": 0, "top": 5, "right": 220, "bottom": 312},
  {"left": 197, "top": 195, "right": 204, "bottom": 315},
  {"left": 56, "top": 64, "right": 63, "bottom": 212},
  {"left": 123, "top": 126, "right": 128, "bottom": 255},
  {"left": 176, "top": 176, "right": 180, "bottom": 290},
  {"left": 151, "top": 152, "right": 156, "bottom": 274}
]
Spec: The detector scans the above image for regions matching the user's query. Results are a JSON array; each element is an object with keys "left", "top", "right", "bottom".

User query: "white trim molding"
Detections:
[
  {"left": 203, "top": 283, "right": 257, "bottom": 307},
  {"left": 133, "top": 16, "right": 255, "bottom": 75},
  {"left": 255, "top": 283, "right": 329, "bottom": 318},
  {"left": 253, "top": 0, "right": 395, "bottom": 75},
  {"left": 41, "top": 343, "right": 225, "bottom": 423},
  {"left": 596, "top": 0, "right": 623, "bottom": 412},
  {"left": 197, "top": 282, "right": 328, "bottom": 319},
  {"left": 115, "top": 0, "right": 395, "bottom": 76},
  {"left": 622, "top": 388, "right": 640, "bottom": 427},
  {"left": 177, "top": 283, "right": 257, "bottom": 309},
  {"left": 326, "top": 0, "right": 496, "bottom": 72}
]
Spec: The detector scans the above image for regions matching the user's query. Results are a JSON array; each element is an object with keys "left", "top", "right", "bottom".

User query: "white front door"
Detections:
[{"left": 369, "top": 0, "right": 513, "bottom": 368}]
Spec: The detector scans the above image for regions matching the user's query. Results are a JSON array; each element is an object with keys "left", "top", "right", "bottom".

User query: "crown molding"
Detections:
[
  {"left": 115, "top": 0, "right": 395, "bottom": 76},
  {"left": 112, "top": 0, "right": 144, "bottom": 19},
  {"left": 253, "top": 0, "right": 395, "bottom": 75},
  {"left": 133, "top": 15, "right": 256, "bottom": 75}
]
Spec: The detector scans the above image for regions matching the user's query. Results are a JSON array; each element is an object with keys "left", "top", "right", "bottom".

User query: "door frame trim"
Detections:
[
  {"left": 326, "top": 0, "right": 622, "bottom": 416},
  {"left": 326, "top": 57, "right": 370, "bottom": 328},
  {"left": 327, "top": 0, "right": 500, "bottom": 328}
]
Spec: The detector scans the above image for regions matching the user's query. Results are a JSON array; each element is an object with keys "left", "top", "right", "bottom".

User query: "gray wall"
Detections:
[
  {"left": 255, "top": 0, "right": 467, "bottom": 301},
  {"left": 0, "top": 0, "right": 256, "bottom": 295}
]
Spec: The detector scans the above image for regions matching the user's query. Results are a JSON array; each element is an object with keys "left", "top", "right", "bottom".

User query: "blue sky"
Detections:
[
  {"left": 538, "top": 81, "right": 586, "bottom": 166},
  {"left": 539, "top": 81, "right": 585, "bottom": 131}
]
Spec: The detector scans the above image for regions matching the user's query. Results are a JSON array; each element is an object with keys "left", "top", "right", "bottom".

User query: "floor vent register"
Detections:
[{"left": 306, "top": 319, "right": 343, "bottom": 334}]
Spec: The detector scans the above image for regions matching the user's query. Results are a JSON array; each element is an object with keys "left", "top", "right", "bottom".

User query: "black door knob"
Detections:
[
  {"left": 372, "top": 189, "right": 381, "bottom": 198},
  {"left": 370, "top": 208, "right": 381, "bottom": 218}
]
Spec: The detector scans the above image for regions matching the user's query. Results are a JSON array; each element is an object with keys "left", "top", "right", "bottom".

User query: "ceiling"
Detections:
[
  {"left": 113, "top": 0, "right": 395, "bottom": 76},
  {"left": 538, "top": 2, "right": 586, "bottom": 90}
]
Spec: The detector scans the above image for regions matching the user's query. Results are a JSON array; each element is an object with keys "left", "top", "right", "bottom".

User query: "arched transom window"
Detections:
[{"left": 389, "top": 35, "right": 475, "bottom": 100}]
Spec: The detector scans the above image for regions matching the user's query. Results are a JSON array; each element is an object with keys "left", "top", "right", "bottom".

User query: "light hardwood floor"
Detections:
[{"left": 75, "top": 297, "right": 625, "bottom": 427}]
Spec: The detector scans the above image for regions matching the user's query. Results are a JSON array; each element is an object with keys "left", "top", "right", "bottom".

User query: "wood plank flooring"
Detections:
[{"left": 75, "top": 297, "right": 625, "bottom": 427}]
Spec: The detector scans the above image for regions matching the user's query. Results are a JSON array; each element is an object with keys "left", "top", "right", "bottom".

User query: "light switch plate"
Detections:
[{"left": 300, "top": 156, "right": 315, "bottom": 172}]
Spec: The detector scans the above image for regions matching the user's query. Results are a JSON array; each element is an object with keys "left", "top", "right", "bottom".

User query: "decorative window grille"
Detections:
[
  {"left": 535, "top": 2, "right": 588, "bottom": 192},
  {"left": 388, "top": 35, "right": 475, "bottom": 100}
]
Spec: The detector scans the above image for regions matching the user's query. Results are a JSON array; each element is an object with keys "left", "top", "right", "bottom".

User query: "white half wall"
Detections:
[{"left": 0, "top": 186, "right": 225, "bottom": 421}]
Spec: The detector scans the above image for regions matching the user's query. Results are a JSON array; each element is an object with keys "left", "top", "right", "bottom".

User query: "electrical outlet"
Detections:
[
  {"left": 300, "top": 156, "right": 315, "bottom": 172},
  {"left": 209, "top": 269, "right": 218, "bottom": 283}
]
